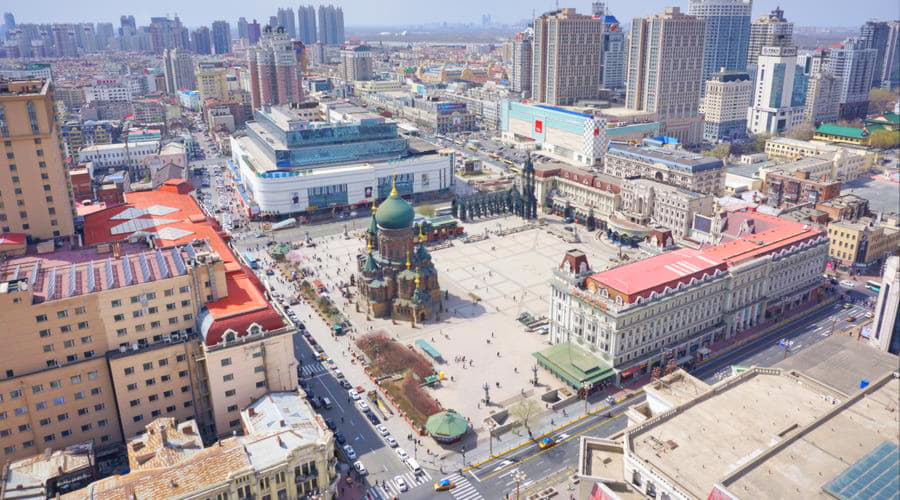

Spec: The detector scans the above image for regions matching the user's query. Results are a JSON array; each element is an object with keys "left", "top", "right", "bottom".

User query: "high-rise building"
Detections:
[
  {"left": 248, "top": 19, "right": 261, "bottom": 45},
  {"left": 298, "top": 5, "right": 318, "bottom": 44},
  {"left": 882, "top": 21, "right": 900, "bottom": 89},
  {"left": 163, "top": 48, "right": 196, "bottom": 95},
  {"left": 211, "top": 21, "right": 231, "bottom": 55},
  {"left": 237, "top": 17, "right": 249, "bottom": 41},
  {"left": 247, "top": 28, "right": 303, "bottom": 109},
  {"left": 96, "top": 22, "right": 114, "bottom": 50},
  {"left": 191, "top": 27, "right": 212, "bottom": 55},
  {"left": 689, "top": 0, "right": 752, "bottom": 86},
  {"left": 600, "top": 12, "right": 626, "bottom": 90},
  {"left": 860, "top": 21, "right": 891, "bottom": 88},
  {"left": 747, "top": 7, "right": 793, "bottom": 69},
  {"left": 340, "top": 45, "right": 373, "bottom": 82},
  {"left": 626, "top": 7, "right": 706, "bottom": 146},
  {"left": 509, "top": 32, "right": 532, "bottom": 98},
  {"left": 3, "top": 12, "right": 15, "bottom": 32},
  {"left": 871, "top": 256, "right": 900, "bottom": 355},
  {"left": 802, "top": 73, "right": 841, "bottom": 125},
  {"left": 276, "top": 7, "right": 297, "bottom": 39},
  {"left": 317, "top": 5, "right": 344, "bottom": 45},
  {"left": 531, "top": 8, "right": 603, "bottom": 106},
  {"left": 700, "top": 70, "right": 751, "bottom": 142},
  {"left": 0, "top": 79, "right": 76, "bottom": 241},
  {"left": 195, "top": 62, "right": 230, "bottom": 103},
  {"left": 748, "top": 46, "right": 803, "bottom": 134},
  {"left": 119, "top": 15, "right": 136, "bottom": 36},
  {"left": 824, "top": 37, "right": 877, "bottom": 120}
]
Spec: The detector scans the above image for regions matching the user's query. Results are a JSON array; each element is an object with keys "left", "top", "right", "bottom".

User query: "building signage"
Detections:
[{"left": 535, "top": 120, "right": 543, "bottom": 134}]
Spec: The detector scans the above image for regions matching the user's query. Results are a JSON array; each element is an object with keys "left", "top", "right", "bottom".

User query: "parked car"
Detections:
[
  {"left": 342, "top": 445, "right": 357, "bottom": 460},
  {"left": 385, "top": 435, "right": 398, "bottom": 447},
  {"left": 396, "top": 448, "right": 409, "bottom": 461},
  {"left": 395, "top": 476, "right": 409, "bottom": 492},
  {"left": 334, "top": 432, "right": 346, "bottom": 444},
  {"left": 353, "top": 461, "right": 367, "bottom": 475},
  {"left": 349, "top": 389, "right": 360, "bottom": 401},
  {"left": 325, "top": 419, "right": 337, "bottom": 431},
  {"left": 356, "top": 400, "right": 369, "bottom": 411},
  {"left": 365, "top": 411, "right": 380, "bottom": 425},
  {"left": 375, "top": 425, "right": 389, "bottom": 436}
]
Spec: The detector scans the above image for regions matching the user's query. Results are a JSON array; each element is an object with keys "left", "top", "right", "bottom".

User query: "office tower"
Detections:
[
  {"left": 689, "top": 0, "right": 752, "bottom": 87},
  {"left": 860, "top": 21, "right": 891, "bottom": 87},
  {"left": 119, "top": 15, "right": 136, "bottom": 36},
  {"left": 748, "top": 46, "right": 802, "bottom": 134},
  {"left": 824, "top": 38, "right": 877, "bottom": 120},
  {"left": 0, "top": 79, "right": 76, "bottom": 240},
  {"left": 163, "top": 48, "right": 196, "bottom": 94},
  {"left": 510, "top": 31, "right": 533, "bottom": 97},
  {"left": 871, "top": 256, "right": 900, "bottom": 355},
  {"left": 600, "top": 11, "right": 626, "bottom": 89},
  {"left": 626, "top": 7, "right": 706, "bottom": 146},
  {"left": 883, "top": 21, "right": 900, "bottom": 89},
  {"left": 237, "top": 17, "right": 249, "bottom": 40},
  {"left": 317, "top": 5, "right": 344, "bottom": 45},
  {"left": 3, "top": 12, "right": 15, "bottom": 31},
  {"left": 340, "top": 45, "right": 373, "bottom": 82},
  {"left": 96, "top": 22, "right": 114, "bottom": 50},
  {"left": 701, "top": 70, "right": 751, "bottom": 142},
  {"left": 531, "top": 8, "right": 603, "bottom": 106},
  {"left": 247, "top": 28, "right": 302, "bottom": 108},
  {"left": 803, "top": 73, "right": 841, "bottom": 125},
  {"left": 191, "top": 27, "right": 212, "bottom": 55},
  {"left": 276, "top": 7, "right": 297, "bottom": 38},
  {"left": 211, "top": 21, "right": 231, "bottom": 55},
  {"left": 298, "top": 5, "right": 317, "bottom": 44},
  {"left": 748, "top": 7, "right": 793, "bottom": 68},
  {"left": 248, "top": 19, "right": 261, "bottom": 45}
]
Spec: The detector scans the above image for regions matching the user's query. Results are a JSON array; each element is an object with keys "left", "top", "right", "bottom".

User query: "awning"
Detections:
[
  {"left": 415, "top": 339, "right": 442, "bottom": 360},
  {"left": 619, "top": 364, "right": 644, "bottom": 377}
]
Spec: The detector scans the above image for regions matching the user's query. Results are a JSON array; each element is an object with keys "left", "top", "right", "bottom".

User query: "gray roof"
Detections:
[{"left": 607, "top": 143, "right": 724, "bottom": 173}]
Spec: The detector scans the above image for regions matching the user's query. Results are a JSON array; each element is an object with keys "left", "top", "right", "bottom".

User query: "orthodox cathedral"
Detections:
[{"left": 356, "top": 183, "right": 442, "bottom": 324}]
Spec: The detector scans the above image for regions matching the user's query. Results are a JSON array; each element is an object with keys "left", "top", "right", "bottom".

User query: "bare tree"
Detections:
[
  {"left": 509, "top": 399, "right": 542, "bottom": 438},
  {"left": 786, "top": 123, "right": 815, "bottom": 141}
]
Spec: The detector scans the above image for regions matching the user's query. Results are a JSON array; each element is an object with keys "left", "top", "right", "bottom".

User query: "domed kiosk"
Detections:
[{"left": 356, "top": 182, "right": 443, "bottom": 324}]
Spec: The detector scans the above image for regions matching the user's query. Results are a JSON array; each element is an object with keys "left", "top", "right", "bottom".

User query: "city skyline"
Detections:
[{"left": 5, "top": 0, "right": 898, "bottom": 30}]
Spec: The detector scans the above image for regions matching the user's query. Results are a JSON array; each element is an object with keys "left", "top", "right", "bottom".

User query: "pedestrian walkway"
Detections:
[
  {"left": 299, "top": 363, "right": 328, "bottom": 377},
  {"left": 444, "top": 472, "right": 483, "bottom": 500},
  {"left": 370, "top": 469, "right": 434, "bottom": 498}
]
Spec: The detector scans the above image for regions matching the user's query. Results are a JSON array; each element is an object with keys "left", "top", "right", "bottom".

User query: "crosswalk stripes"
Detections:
[
  {"left": 377, "top": 469, "right": 433, "bottom": 496},
  {"left": 299, "top": 364, "right": 327, "bottom": 377},
  {"left": 445, "top": 472, "right": 484, "bottom": 500}
]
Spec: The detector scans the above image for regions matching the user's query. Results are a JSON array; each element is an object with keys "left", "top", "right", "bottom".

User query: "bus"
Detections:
[
  {"left": 866, "top": 280, "right": 882, "bottom": 293},
  {"left": 243, "top": 252, "right": 259, "bottom": 270}
]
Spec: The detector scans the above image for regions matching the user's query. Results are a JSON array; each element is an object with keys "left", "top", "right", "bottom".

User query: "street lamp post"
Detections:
[
  {"left": 483, "top": 382, "right": 491, "bottom": 406},
  {"left": 532, "top": 364, "right": 539, "bottom": 386},
  {"left": 460, "top": 445, "right": 466, "bottom": 468},
  {"left": 513, "top": 470, "right": 527, "bottom": 500},
  {"left": 582, "top": 382, "right": 591, "bottom": 414}
]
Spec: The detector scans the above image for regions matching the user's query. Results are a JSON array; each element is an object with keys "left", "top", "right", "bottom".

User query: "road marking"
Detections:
[{"left": 477, "top": 414, "right": 626, "bottom": 482}]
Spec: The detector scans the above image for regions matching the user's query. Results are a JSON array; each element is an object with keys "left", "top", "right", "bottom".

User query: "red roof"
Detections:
[
  {"left": 202, "top": 271, "right": 284, "bottom": 346},
  {"left": 588, "top": 248, "right": 726, "bottom": 303},
  {"left": 0, "top": 233, "right": 26, "bottom": 247},
  {"left": 589, "top": 210, "right": 824, "bottom": 303}
]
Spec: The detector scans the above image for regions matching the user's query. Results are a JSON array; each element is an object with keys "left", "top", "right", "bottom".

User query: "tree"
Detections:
[
  {"left": 747, "top": 133, "right": 773, "bottom": 153},
  {"left": 703, "top": 143, "right": 732, "bottom": 160},
  {"left": 786, "top": 123, "right": 816, "bottom": 141},
  {"left": 509, "top": 399, "right": 542, "bottom": 438},
  {"left": 416, "top": 203, "right": 436, "bottom": 218},
  {"left": 869, "top": 88, "right": 899, "bottom": 114},
  {"left": 869, "top": 129, "right": 900, "bottom": 149}
]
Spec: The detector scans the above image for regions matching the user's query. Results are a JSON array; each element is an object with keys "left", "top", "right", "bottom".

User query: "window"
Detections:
[
  {"left": 254, "top": 366, "right": 264, "bottom": 373},
  {"left": 77, "top": 321, "right": 88, "bottom": 329},
  {"left": 227, "top": 404, "right": 239, "bottom": 412},
  {"left": 113, "top": 314, "right": 125, "bottom": 322},
  {"left": 49, "top": 380, "right": 61, "bottom": 389},
  {"left": 166, "top": 303, "right": 176, "bottom": 311},
  {"left": 43, "top": 434, "right": 55, "bottom": 443},
  {"left": 35, "top": 401, "right": 47, "bottom": 410},
  {"left": 35, "top": 314, "right": 48, "bottom": 322},
  {"left": 163, "top": 390, "right": 174, "bottom": 398},
  {"left": 74, "top": 391, "right": 84, "bottom": 400},
  {"left": 63, "top": 340, "right": 75, "bottom": 348},
  {"left": 160, "top": 374, "right": 171, "bottom": 383},
  {"left": 223, "top": 374, "right": 234, "bottom": 382},
  {"left": 132, "top": 310, "right": 143, "bottom": 318},
  {"left": 133, "top": 415, "right": 143, "bottom": 423},
  {"left": 179, "top": 370, "right": 189, "bottom": 378},
  {"left": 60, "top": 325, "right": 71, "bottom": 333},
  {"left": 43, "top": 344, "right": 54, "bottom": 353},
  {"left": 181, "top": 385, "right": 190, "bottom": 393},
  {"left": 94, "top": 403, "right": 105, "bottom": 411},
  {"left": 225, "top": 389, "right": 236, "bottom": 397},
  {"left": 164, "top": 288, "right": 174, "bottom": 297},
  {"left": 220, "top": 358, "right": 232, "bottom": 367},
  {"left": 166, "top": 405, "right": 176, "bottom": 413},
  {"left": 179, "top": 286, "right": 190, "bottom": 293},
  {"left": 32, "top": 385, "right": 44, "bottom": 394},
  {"left": 84, "top": 350, "right": 95, "bottom": 358},
  {"left": 57, "top": 310, "right": 68, "bottom": 318},
  {"left": 78, "top": 408, "right": 89, "bottom": 416},
  {"left": 129, "top": 399, "right": 140, "bottom": 407},
  {"left": 149, "top": 394, "right": 158, "bottom": 402},
  {"left": 39, "top": 329, "right": 51, "bottom": 338},
  {"left": 158, "top": 358, "right": 168, "bottom": 367},
  {"left": 98, "top": 419, "right": 108, "bottom": 427},
  {"left": 148, "top": 306, "right": 158, "bottom": 314},
  {"left": 256, "top": 380, "right": 266, "bottom": 388},
  {"left": 176, "top": 354, "right": 186, "bottom": 363},
  {"left": 90, "top": 387, "right": 101, "bottom": 396},
  {"left": 145, "top": 378, "right": 156, "bottom": 386},
  {"left": 143, "top": 362, "right": 153, "bottom": 371},
  {"left": 111, "top": 299, "right": 122, "bottom": 307},
  {"left": 127, "top": 383, "right": 137, "bottom": 391},
  {"left": 70, "top": 375, "right": 81, "bottom": 384},
  {"left": 151, "top": 321, "right": 161, "bottom": 328},
  {"left": 9, "top": 389, "right": 22, "bottom": 400},
  {"left": 74, "top": 306, "right": 86, "bottom": 315}
]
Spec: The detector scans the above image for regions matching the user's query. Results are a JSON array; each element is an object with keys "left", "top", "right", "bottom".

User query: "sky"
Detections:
[{"left": 6, "top": 0, "right": 899, "bottom": 29}]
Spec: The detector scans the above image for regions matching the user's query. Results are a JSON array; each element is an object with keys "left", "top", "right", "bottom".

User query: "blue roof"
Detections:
[
  {"left": 534, "top": 104, "right": 592, "bottom": 118},
  {"left": 824, "top": 441, "right": 899, "bottom": 500},
  {"left": 604, "top": 15, "right": 618, "bottom": 23}
]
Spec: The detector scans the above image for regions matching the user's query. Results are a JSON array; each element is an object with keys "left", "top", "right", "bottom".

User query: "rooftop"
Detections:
[
  {"left": 127, "top": 418, "right": 203, "bottom": 471},
  {"left": 241, "top": 391, "right": 330, "bottom": 443},
  {"left": 607, "top": 143, "right": 723, "bottom": 173},
  {"left": 816, "top": 123, "right": 869, "bottom": 139},
  {"left": 3, "top": 442, "right": 94, "bottom": 499},
  {"left": 628, "top": 368, "right": 900, "bottom": 499}
]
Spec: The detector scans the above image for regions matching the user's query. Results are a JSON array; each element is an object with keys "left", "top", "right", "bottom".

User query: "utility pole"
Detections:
[
  {"left": 532, "top": 364, "right": 539, "bottom": 386},
  {"left": 514, "top": 470, "right": 526, "bottom": 500}
]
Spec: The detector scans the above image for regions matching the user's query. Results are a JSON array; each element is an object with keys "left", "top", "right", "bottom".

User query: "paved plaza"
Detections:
[{"left": 286, "top": 214, "right": 632, "bottom": 450}]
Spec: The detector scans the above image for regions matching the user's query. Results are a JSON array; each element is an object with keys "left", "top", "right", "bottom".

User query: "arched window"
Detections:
[
  {"left": 248, "top": 323, "right": 262, "bottom": 336},
  {"left": 224, "top": 330, "right": 236, "bottom": 343}
]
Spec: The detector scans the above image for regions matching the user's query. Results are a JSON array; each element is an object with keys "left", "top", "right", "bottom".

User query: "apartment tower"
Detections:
[{"left": 531, "top": 8, "right": 603, "bottom": 106}]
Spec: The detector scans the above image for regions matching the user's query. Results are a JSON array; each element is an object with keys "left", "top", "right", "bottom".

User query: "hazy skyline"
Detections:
[{"left": 6, "top": 0, "right": 898, "bottom": 29}]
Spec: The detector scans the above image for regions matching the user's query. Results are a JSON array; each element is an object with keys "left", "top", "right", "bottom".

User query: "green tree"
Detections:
[
  {"left": 869, "top": 129, "right": 900, "bottom": 149},
  {"left": 750, "top": 133, "right": 773, "bottom": 153},
  {"left": 703, "top": 143, "right": 732, "bottom": 160}
]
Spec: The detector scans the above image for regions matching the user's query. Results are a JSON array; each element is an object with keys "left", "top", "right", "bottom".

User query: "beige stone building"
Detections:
[
  {"left": 1, "top": 181, "right": 295, "bottom": 467},
  {"left": 61, "top": 393, "right": 336, "bottom": 499},
  {"left": 827, "top": 216, "right": 900, "bottom": 269},
  {"left": 0, "top": 79, "right": 76, "bottom": 241}
]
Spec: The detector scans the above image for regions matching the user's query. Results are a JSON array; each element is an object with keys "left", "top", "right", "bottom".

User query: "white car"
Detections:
[
  {"left": 353, "top": 461, "right": 367, "bottom": 475},
  {"left": 375, "top": 425, "right": 389, "bottom": 436},
  {"left": 385, "top": 435, "right": 398, "bottom": 448},
  {"left": 555, "top": 433, "right": 570, "bottom": 443},
  {"left": 343, "top": 445, "right": 357, "bottom": 460},
  {"left": 840, "top": 280, "right": 856, "bottom": 288},
  {"left": 396, "top": 448, "right": 409, "bottom": 461},
  {"left": 333, "top": 369, "right": 344, "bottom": 379},
  {"left": 348, "top": 389, "right": 360, "bottom": 401},
  {"left": 356, "top": 400, "right": 369, "bottom": 411},
  {"left": 395, "top": 476, "right": 409, "bottom": 492}
]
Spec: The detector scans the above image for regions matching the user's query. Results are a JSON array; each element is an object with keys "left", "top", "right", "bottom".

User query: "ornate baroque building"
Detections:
[{"left": 356, "top": 184, "right": 442, "bottom": 323}]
